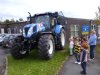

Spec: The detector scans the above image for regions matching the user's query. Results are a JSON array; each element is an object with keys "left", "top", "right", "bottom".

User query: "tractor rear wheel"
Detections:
[
  {"left": 58, "top": 29, "right": 66, "bottom": 50},
  {"left": 38, "top": 34, "right": 55, "bottom": 60},
  {"left": 10, "top": 43, "right": 29, "bottom": 59}
]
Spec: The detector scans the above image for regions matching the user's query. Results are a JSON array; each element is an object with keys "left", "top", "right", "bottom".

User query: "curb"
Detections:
[
  {"left": 4, "top": 56, "right": 8, "bottom": 75},
  {"left": 56, "top": 55, "right": 70, "bottom": 75}
]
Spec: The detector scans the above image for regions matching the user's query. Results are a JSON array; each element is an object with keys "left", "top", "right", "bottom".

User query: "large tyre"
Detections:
[
  {"left": 38, "top": 34, "right": 55, "bottom": 60},
  {"left": 57, "top": 29, "right": 66, "bottom": 50},
  {"left": 10, "top": 43, "right": 29, "bottom": 59}
]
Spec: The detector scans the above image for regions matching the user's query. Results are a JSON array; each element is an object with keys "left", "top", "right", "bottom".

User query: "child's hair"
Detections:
[
  {"left": 81, "top": 38, "right": 89, "bottom": 49},
  {"left": 82, "top": 37, "right": 87, "bottom": 41},
  {"left": 73, "top": 37, "right": 79, "bottom": 45},
  {"left": 69, "top": 36, "right": 73, "bottom": 41},
  {"left": 74, "top": 37, "right": 78, "bottom": 41}
]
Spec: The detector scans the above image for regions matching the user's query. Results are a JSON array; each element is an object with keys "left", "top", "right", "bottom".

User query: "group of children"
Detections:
[{"left": 69, "top": 36, "right": 89, "bottom": 74}]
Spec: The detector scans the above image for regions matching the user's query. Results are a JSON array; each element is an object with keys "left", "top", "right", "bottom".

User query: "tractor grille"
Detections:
[
  {"left": 24, "top": 27, "right": 30, "bottom": 36},
  {"left": 33, "top": 26, "right": 37, "bottom": 32}
]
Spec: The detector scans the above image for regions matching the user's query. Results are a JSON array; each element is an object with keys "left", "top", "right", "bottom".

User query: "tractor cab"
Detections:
[{"left": 27, "top": 12, "right": 59, "bottom": 30}]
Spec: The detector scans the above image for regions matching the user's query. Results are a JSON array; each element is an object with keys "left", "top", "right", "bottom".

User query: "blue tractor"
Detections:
[{"left": 10, "top": 12, "right": 66, "bottom": 59}]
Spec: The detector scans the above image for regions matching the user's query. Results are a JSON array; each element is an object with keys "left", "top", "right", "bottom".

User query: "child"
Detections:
[
  {"left": 69, "top": 36, "right": 74, "bottom": 55},
  {"left": 80, "top": 38, "right": 89, "bottom": 74},
  {"left": 73, "top": 37, "right": 81, "bottom": 64}
]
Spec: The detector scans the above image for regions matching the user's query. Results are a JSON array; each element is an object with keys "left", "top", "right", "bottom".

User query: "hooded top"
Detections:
[{"left": 88, "top": 34, "right": 97, "bottom": 45}]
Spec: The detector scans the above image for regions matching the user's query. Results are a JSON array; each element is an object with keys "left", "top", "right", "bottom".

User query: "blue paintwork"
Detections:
[
  {"left": 23, "top": 23, "right": 45, "bottom": 38},
  {"left": 54, "top": 25, "right": 63, "bottom": 34},
  {"left": 23, "top": 23, "right": 63, "bottom": 39},
  {"left": 24, "top": 23, "right": 36, "bottom": 28}
]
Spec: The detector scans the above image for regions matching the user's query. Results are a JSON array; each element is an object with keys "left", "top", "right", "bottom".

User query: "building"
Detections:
[{"left": 0, "top": 17, "right": 100, "bottom": 43}]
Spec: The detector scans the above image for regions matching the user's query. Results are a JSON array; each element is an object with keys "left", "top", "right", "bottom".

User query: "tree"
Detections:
[
  {"left": 16, "top": 20, "right": 19, "bottom": 23},
  {"left": 10, "top": 18, "right": 15, "bottom": 23},
  {"left": 0, "top": 20, "right": 2, "bottom": 24},
  {"left": 19, "top": 18, "right": 24, "bottom": 22},
  {"left": 4, "top": 19, "right": 10, "bottom": 24},
  {"left": 95, "top": 6, "right": 100, "bottom": 25},
  {"left": 3, "top": 18, "right": 24, "bottom": 24},
  {"left": 3, "top": 18, "right": 17, "bottom": 24}
]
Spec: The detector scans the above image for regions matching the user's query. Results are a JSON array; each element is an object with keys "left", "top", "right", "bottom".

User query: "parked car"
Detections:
[
  {"left": 0, "top": 34, "right": 6, "bottom": 46},
  {"left": 2, "top": 34, "right": 22, "bottom": 48},
  {"left": 2, "top": 34, "right": 15, "bottom": 48}
]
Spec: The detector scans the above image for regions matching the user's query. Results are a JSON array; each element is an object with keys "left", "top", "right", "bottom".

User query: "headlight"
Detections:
[
  {"left": 0, "top": 39, "right": 3, "bottom": 42},
  {"left": 23, "top": 29, "right": 25, "bottom": 35},
  {"left": 28, "top": 27, "right": 33, "bottom": 36}
]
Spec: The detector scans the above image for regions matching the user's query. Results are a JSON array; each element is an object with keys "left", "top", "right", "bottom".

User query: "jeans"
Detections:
[
  {"left": 81, "top": 62, "right": 87, "bottom": 73},
  {"left": 74, "top": 53, "right": 80, "bottom": 62},
  {"left": 90, "top": 45, "right": 96, "bottom": 59}
]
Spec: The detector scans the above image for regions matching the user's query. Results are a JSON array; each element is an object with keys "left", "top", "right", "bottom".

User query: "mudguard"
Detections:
[
  {"left": 54, "top": 25, "right": 63, "bottom": 34},
  {"left": 54, "top": 25, "right": 65, "bottom": 45}
]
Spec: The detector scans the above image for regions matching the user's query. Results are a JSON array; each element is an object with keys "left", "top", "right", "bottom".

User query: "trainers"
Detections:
[
  {"left": 88, "top": 59, "right": 92, "bottom": 61},
  {"left": 80, "top": 71, "right": 86, "bottom": 74},
  {"left": 74, "top": 61, "right": 78, "bottom": 63},
  {"left": 78, "top": 62, "right": 81, "bottom": 64}
]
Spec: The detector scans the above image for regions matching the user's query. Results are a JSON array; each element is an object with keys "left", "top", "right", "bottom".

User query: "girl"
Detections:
[
  {"left": 69, "top": 36, "right": 74, "bottom": 55},
  {"left": 80, "top": 38, "right": 89, "bottom": 74}
]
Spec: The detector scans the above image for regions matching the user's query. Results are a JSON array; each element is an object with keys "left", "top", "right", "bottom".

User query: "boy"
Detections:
[{"left": 73, "top": 37, "right": 81, "bottom": 64}]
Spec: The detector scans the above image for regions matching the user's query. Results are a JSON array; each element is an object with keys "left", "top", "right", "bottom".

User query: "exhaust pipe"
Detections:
[{"left": 28, "top": 12, "right": 32, "bottom": 24}]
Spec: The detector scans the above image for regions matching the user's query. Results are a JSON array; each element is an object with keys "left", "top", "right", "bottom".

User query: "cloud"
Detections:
[{"left": 0, "top": 0, "right": 100, "bottom": 20}]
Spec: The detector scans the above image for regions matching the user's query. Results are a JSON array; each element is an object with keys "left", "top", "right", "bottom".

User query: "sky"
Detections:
[{"left": 0, "top": 0, "right": 100, "bottom": 21}]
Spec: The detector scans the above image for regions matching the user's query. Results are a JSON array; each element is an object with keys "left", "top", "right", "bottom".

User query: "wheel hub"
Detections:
[
  {"left": 61, "top": 32, "right": 65, "bottom": 46},
  {"left": 48, "top": 39, "right": 53, "bottom": 55},
  {"left": 19, "top": 50, "right": 27, "bottom": 54}
]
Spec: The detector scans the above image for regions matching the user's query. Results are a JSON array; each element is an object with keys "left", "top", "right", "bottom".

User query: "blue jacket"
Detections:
[{"left": 88, "top": 34, "right": 97, "bottom": 45}]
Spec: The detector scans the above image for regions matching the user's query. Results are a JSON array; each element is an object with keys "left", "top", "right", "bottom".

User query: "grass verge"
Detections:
[
  {"left": 7, "top": 46, "right": 69, "bottom": 75},
  {"left": 96, "top": 44, "right": 100, "bottom": 55}
]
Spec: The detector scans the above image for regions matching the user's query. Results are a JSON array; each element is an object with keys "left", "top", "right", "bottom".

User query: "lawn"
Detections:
[
  {"left": 7, "top": 46, "right": 69, "bottom": 75},
  {"left": 96, "top": 44, "right": 100, "bottom": 55}
]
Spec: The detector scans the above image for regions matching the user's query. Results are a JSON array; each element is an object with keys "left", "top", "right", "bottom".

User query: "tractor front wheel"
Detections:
[
  {"left": 10, "top": 43, "right": 29, "bottom": 59},
  {"left": 38, "top": 34, "right": 55, "bottom": 60}
]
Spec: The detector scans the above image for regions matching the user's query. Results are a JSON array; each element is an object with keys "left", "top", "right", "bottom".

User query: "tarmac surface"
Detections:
[
  {"left": 58, "top": 52, "right": 100, "bottom": 75},
  {"left": 0, "top": 47, "right": 7, "bottom": 75}
]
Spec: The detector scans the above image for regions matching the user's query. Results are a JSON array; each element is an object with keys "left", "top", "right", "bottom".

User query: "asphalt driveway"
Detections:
[
  {"left": 0, "top": 47, "right": 7, "bottom": 75},
  {"left": 58, "top": 53, "right": 100, "bottom": 75}
]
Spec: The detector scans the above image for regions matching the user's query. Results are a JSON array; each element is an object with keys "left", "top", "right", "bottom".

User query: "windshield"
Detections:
[
  {"left": 35, "top": 15, "right": 50, "bottom": 24},
  {"left": 34, "top": 15, "right": 50, "bottom": 29}
]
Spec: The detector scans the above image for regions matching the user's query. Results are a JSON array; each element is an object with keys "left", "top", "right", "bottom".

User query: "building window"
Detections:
[
  {"left": 70, "top": 25, "right": 79, "bottom": 37},
  {"left": 1, "top": 28, "right": 4, "bottom": 34},
  {"left": 91, "top": 25, "right": 96, "bottom": 30},
  {"left": 98, "top": 26, "right": 100, "bottom": 39},
  {"left": 7, "top": 28, "right": 11, "bottom": 34},
  {"left": 19, "top": 29, "right": 22, "bottom": 34}
]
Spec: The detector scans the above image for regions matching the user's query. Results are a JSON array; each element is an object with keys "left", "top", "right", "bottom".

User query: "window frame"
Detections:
[
  {"left": 91, "top": 25, "right": 96, "bottom": 30},
  {"left": 98, "top": 25, "right": 100, "bottom": 39},
  {"left": 70, "top": 25, "right": 79, "bottom": 37}
]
